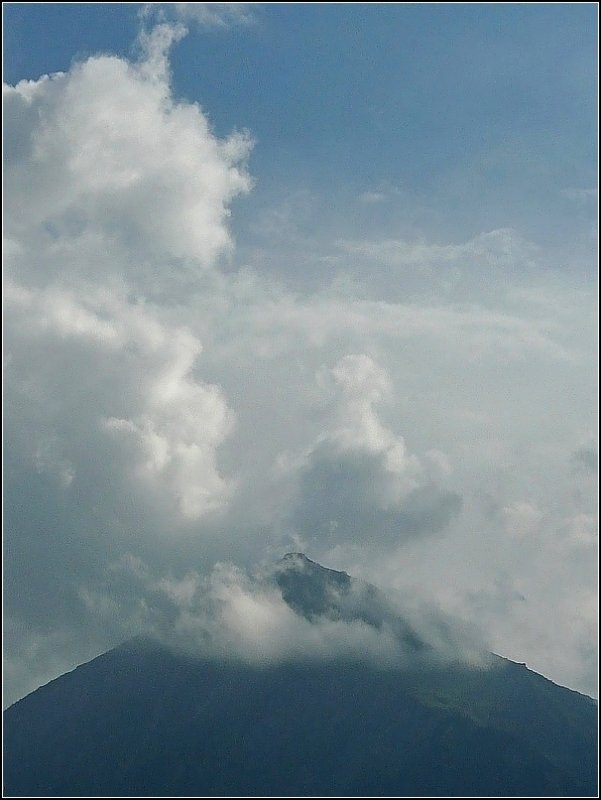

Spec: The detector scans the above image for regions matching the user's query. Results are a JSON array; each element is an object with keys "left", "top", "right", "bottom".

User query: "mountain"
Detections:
[
  {"left": 272, "top": 552, "right": 426, "bottom": 652},
  {"left": 4, "top": 554, "right": 598, "bottom": 797}
]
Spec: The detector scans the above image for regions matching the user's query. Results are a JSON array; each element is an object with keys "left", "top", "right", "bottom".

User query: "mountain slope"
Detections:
[
  {"left": 272, "top": 552, "right": 427, "bottom": 651},
  {"left": 4, "top": 555, "right": 598, "bottom": 797},
  {"left": 273, "top": 552, "right": 598, "bottom": 781}
]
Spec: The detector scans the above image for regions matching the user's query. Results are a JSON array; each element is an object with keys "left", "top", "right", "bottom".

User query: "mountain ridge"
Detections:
[{"left": 4, "top": 554, "right": 598, "bottom": 797}]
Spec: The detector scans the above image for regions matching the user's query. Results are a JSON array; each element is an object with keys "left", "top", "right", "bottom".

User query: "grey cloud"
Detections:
[
  {"left": 283, "top": 355, "right": 462, "bottom": 554},
  {"left": 573, "top": 447, "right": 598, "bottom": 474},
  {"left": 291, "top": 445, "right": 461, "bottom": 549}
]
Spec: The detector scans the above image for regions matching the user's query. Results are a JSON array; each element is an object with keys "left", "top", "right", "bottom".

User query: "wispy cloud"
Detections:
[{"left": 141, "top": 2, "right": 257, "bottom": 29}]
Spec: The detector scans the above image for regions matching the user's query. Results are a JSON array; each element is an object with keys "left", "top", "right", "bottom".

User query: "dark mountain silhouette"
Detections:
[{"left": 4, "top": 554, "right": 598, "bottom": 797}]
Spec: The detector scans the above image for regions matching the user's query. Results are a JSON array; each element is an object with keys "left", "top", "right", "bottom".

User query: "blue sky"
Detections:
[
  {"left": 3, "top": 3, "right": 598, "bottom": 705},
  {"left": 4, "top": 2, "right": 597, "bottom": 246}
]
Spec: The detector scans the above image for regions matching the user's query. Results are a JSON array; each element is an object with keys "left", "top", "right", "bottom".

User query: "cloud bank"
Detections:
[
  {"left": 3, "top": 14, "right": 597, "bottom": 705},
  {"left": 80, "top": 554, "right": 488, "bottom": 673}
]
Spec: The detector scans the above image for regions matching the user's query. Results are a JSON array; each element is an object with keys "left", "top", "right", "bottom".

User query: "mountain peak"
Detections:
[
  {"left": 278, "top": 552, "right": 351, "bottom": 579},
  {"left": 273, "top": 554, "right": 432, "bottom": 655},
  {"left": 273, "top": 552, "right": 352, "bottom": 620},
  {"left": 280, "top": 551, "right": 313, "bottom": 564}
]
